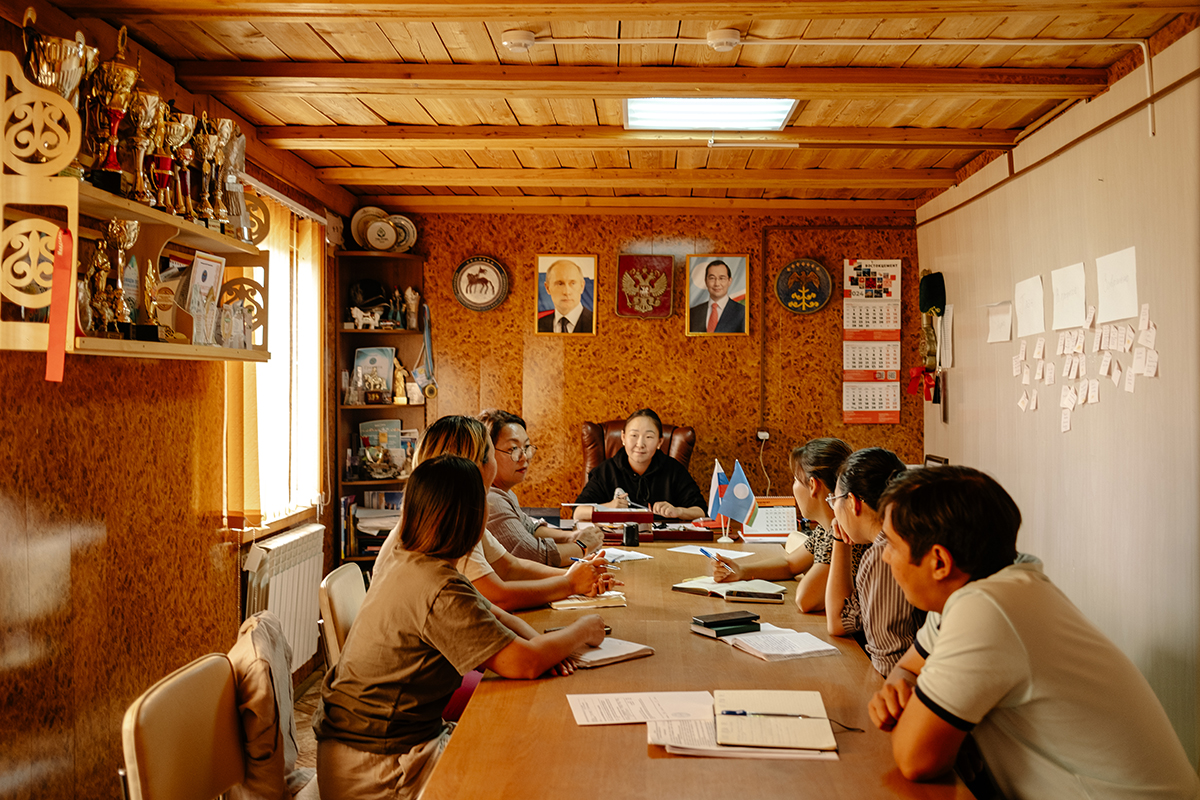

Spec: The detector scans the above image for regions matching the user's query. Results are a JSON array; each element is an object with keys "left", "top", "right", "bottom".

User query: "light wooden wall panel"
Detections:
[{"left": 917, "top": 29, "right": 1200, "bottom": 764}]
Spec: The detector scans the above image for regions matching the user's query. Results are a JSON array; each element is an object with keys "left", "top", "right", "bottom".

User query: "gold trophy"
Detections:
[
  {"left": 211, "top": 118, "right": 236, "bottom": 227},
  {"left": 21, "top": 7, "right": 98, "bottom": 178},
  {"left": 106, "top": 219, "right": 140, "bottom": 325},
  {"left": 192, "top": 112, "right": 219, "bottom": 221},
  {"left": 164, "top": 111, "right": 197, "bottom": 218},
  {"left": 150, "top": 101, "right": 172, "bottom": 209},
  {"left": 126, "top": 87, "right": 160, "bottom": 205},
  {"left": 88, "top": 26, "right": 139, "bottom": 194}
]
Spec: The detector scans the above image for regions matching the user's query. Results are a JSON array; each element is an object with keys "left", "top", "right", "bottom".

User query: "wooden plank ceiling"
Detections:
[{"left": 61, "top": 1, "right": 1193, "bottom": 216}]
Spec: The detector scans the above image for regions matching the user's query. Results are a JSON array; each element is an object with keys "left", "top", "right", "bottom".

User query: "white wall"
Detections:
[{"left": 917, "top": 29, "right": 1200, "bottom": 763}]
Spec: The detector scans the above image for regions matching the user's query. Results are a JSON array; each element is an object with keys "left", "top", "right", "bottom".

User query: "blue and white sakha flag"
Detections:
[
  {"left": 707, "top": 459, "right": 728, "bottom": 519},
  {"left": 718, "top": 460, "right": 758, "bottom": 525}
]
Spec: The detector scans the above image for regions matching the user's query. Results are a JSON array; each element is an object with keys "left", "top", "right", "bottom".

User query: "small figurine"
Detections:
[
  {"left": 390, "top": 285, "right": 403, "bottom": 322},
  {"left": 392, "top": 357, "right": 409, "bottom": 405},
  {"left": 363, "top": 366, "right": 386, "bottom": 392},
  {"left": 404, "top": 286, "right": 421, "bottom": 330}
]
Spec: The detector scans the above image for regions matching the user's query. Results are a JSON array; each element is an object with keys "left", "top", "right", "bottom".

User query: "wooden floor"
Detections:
[{"left": 294, "top": 671, "right": 323, "bottom": 770}]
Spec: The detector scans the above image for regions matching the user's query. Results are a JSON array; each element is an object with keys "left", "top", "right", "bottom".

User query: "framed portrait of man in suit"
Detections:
[
  {"left": 686, "top": 254, "right": 749, "bottom": 336},
  {"left": 536, "top": 254, "right": 596, "bottom": 335}
]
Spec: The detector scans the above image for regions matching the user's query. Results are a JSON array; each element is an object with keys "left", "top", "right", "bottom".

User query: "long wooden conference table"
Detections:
[{"left": 422, "top": 541, "right": 971, "bottom": 800}]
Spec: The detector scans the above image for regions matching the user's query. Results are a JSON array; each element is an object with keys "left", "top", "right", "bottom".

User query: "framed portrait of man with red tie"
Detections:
[
  {"left": 686, "top": 254, "right": 749, "bottom": 337},
  {"left": 535, "top": 254, "right": 596, "bottom": 335}
]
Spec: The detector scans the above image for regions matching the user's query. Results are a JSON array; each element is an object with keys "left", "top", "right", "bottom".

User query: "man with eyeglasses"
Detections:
[{"left": 479, "top": 409, "right": 603, "bottom": 565}]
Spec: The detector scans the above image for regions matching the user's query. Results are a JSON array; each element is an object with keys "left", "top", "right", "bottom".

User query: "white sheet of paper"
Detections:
[
  {"left": 1100, "top": 351, "right": 1113, "bottom": 376},
  {"left": 1091, "top": 330, "right": 1101, "bottom": 353},
  {"left": 986, "top": 302, "right": 1012, "bottom": 343},
  {"left": 1138, "top": 324, "right": 1156, "bottom": 350},
  {"left": 1139, "top": 303, "right": 1150, "bottom": 331},
  {"left": 939, "top": 305, "right": 954, "bottom": 368},
  {"left": 1061, "top": 408, "right": 1071, "bottom": 433},
  {"left": 1078, "top": 354, "right": 1087, "bottom": 378},
  {"left": 1132, "top": 347, "right": 1147, "bottom": 374},
  {"left": 1021, "top": 365, "right": 1031, "bottom": 385},
  {"left": 1073, "top": 331, "right": 1085, "bottom": 354},
  {"left": 668, "top": 545, "right": 753, "bottom": 560},
  {"left": 1096, "top": 246, "right": 1138, "bottom": 323},
  {"left": 1124, "top": 367, "right": 1136, "bottom": 393},
  {"left": 1045, "top": 361, "right": 1056, "bottom": 385},
  {"left": 1018, "top": 340, "right": 1027, "bottom": 361},
  {"left": 1033, "top": 337, "right": 1045, "bottom": 360},
  {"left": 1084, "top": 305, "right": 1096, "bottom": 329},
  {"left": 1051, "top": 263, "right": 1086, "bottom": 330},
  {"left": 1018, "top": 391, "right": 1029, "bottom": 412},
  {"left": 1077, "top": 379, "right": 1088, "bottom": 403},
  {"left": 1012, "top": 355, "right": 1021, "bottom": 377},
  {"left": 1060, "top": 385, "right": 1075, "bottom": 410},
  {"left": 1100, "top": 325, "right": 1111, "bottom": 351},
  {"left": 1056, "top": 332, "right": 1066, "bottom": 356},
  {"left": 1066, "top": 354, "right": 1077, "bottom": 380},
  {"left": 1088, "top": 379, "right": 1099, "bottom": 404},
  {"left": 1144, "top": 349, "right": 1159, "bottom": 377},
  {"left": 567, "top": 691, "right": 714, "bottom": 726},
  {"left": 1014, "top": 275, "right": 1045, "bottom": 338},
  {"left": 1124, "top": 325, "right": 1135, "bottom": 352},
  {"left": 1111, "top": 359, "right": 1123, "bottom": 387},
  {"left": 599, "top": 547, "right": 654, "bottom": 563},
  {"left": 1030, "top": 389, "right": 1038, "bottom": 411},
  {"left": 1035, "top": 360, "right": 1044, "bottom": 380}
]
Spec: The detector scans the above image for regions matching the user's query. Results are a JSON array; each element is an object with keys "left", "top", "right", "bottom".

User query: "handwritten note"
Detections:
[
  {"left": 1144, "top": 349, "right": 1159, "bottom": 377},
  {"left": 1035, "top": 360, "right": 1045, "bottom": 380},
  {"left": 1124, "top": 367, "right": 1136, "bottom": 393},
  {"left": 1033, "top": 337, "right": 1045, "bottom": 360},
  {"left": 1030, "top": 389, "right": 1038, "bottom": 411},
  {"left": 1061, "top": 408, "right": 1071, "bottom": 433},
  {"left": 1132, "top": 347, "right": 1147, "bottom": 375},
  {"left": 1100, "top": 351, "right": 1113, "bottom": 376},
  {"left": 1051, "top": 263, "right": 1086, "bottom": 330},
  {"left": 1100, "top": 325, "right": 1111, "bottom": 351},
  {"left": 987, "top": 302, "right": 1012, "bottom": 344},
  {"left": 1045, "top": 361, "right": 1056, "bottom": 385},
  {"left": 1018, "top": 390, "right": 1029, "bottom": 412},
  {"left": 1014, "top": 276, "right": 1045, "bottom": 338},
  {"left": 1111, "top": 359, "right": 1123, "bottom": 387},
  {"left": 1138, "top": 324, "right": 1156, "bottom": 350},
  {"left": 1096, "top": 246, "right": 1138, "bottom": 323},
  {"left": 1088, "top": 379, "right": 1099, "bottom": 404},
  {"left": 1084, "top": 305, "right": 1096, "bottom": 329},
  {"left": 1138, "top": 303, "right": 1150, "bottom": 331},
  {"left": 1078, "top": 354, "right": 1086, "bottom": 378},
  {"left": 1022, "top": 365, "right": 1031, "bottom": 385}
]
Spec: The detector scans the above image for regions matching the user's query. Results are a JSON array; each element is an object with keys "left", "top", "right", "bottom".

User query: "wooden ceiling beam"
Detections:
[
  {"left": 359, "top": 195, "right": 917, "bottom": 217},
  {"left": 59, "top": 1, "right": 1200, "bottom": 22},
  {"left": 176, "top": 63, "right": 1108, "bottom": 100},
  {"left": 260, "top": 124, "right": 1018, "bottom": 150},
  {"left": 317, "top": 166, "right": 956, "bottom": 189}
]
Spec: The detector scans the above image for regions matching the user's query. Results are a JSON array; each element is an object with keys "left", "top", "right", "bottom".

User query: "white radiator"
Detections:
[{"left": 245, "top": 523, "right": 324, "bottom": 671}]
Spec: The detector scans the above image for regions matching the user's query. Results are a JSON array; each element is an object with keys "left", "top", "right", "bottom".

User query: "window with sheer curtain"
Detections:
[{"left": 226, "top": 194, "right": 324, "bottom": 530}]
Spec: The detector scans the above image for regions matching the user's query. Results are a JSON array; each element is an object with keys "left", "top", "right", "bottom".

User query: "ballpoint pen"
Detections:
[
  {"left": 699, "top": 547, "right": 725, "bottom": 563},
  {"left": 720, "top": 710, "right": 863, "bottom": 731},
  {"left": 570, "top": 557, "right": 620, "bottom": 570}
]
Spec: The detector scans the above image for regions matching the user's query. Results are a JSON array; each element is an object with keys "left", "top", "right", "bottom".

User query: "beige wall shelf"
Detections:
[{"left": 73, "top": 336, "right": 270, "bottom": 362}]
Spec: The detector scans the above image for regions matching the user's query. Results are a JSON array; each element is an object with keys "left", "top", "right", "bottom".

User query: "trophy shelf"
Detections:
[{"left": 72, "top": 336, "right": 271, "bottom": 362}]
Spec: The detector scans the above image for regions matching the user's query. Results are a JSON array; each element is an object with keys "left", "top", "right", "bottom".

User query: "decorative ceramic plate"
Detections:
[
  {"left": 350, "top": 206, "right": 387, "bottom": 248},
  {"left": 365, "top": 218, "right": 397, "bottom": 250},
  {"left": 452, "top": 255, "right": 508, "bottom": 312},
  {"left": 775, "top": 258, "right": 833, "bottom": 314},
  {"left": 388, "top": 214, "right": 418, "bottom": 253}
]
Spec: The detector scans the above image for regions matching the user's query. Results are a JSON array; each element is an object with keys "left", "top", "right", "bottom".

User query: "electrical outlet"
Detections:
[{"left": 756, "top": 430, "right": 769, "bottom": 441}]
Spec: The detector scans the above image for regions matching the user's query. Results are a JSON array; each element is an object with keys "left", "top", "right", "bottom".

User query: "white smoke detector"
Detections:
[
  {"left": 706, "top": 29, "right": 742, "bottom": 52},
  {"left": 501, "top": 30, "right": 538, "bottom": 53}
]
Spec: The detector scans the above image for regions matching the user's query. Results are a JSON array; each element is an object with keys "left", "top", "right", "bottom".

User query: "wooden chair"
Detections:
[
  {"left": 580, "top": 419, "right": 696, "bottom": 483},
  {"left": 120, "top": 654, "right": 245, "bottom": 800},
  {"left": 319, "top": 563, "right": 367, "bottom": 668}
]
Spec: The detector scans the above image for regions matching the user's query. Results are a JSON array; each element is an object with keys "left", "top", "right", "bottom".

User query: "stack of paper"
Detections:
[
  {"left": 648, "top": 718, "right": 838, "bottom": 761},
  {"left": 714, "top": 690, "right": 838, "bottom": 751}
]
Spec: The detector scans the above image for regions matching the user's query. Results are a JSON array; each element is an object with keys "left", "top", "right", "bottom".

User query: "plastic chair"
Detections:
[
  {"left": 120, "top": 654, "right": 245, "bottom": 800},
  {"left": 580, "top": 419, "right": 696, "bottom": 483},
  {"left": 319, "top": 563, "right": 367, "bottom": 667}
]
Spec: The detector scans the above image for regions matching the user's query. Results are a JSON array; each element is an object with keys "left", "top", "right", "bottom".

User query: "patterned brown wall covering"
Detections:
[
  {"left": 406, "top": 213, "right": 924, "bottom": 507},
  {"left": 0, "top": 352, "right": 237, "bottom": 799}
]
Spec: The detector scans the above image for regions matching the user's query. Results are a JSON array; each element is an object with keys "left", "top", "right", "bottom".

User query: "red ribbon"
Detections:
[
  {"left": 907, "top": 366, "right": 935, "bottom": 401},
  {"left": 45, "top": 228, "right": 74, "bottom": 383}
]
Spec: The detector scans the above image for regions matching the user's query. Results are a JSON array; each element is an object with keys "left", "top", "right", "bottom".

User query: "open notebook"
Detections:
[
  {"left": 573, "top": 637, "right": 654, "bottom": 668},
  {"left": 672, "top": 577, "right": 786, "bottom": 603}
]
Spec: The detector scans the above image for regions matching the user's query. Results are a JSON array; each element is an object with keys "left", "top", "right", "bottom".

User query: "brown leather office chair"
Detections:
[{"left": 580, "top": 419, "right": 696, "bottom": 482}]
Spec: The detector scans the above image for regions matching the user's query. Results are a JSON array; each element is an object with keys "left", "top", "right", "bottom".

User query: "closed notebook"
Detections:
[
  {"left": 691, "top": 622, "right": 760, "bottom": 638},
  {"left": 714, "top": 690, "right": 837, "bottom": 751},
  {"left": 573, "top": 637, "right": 654, "bottom": 668}
]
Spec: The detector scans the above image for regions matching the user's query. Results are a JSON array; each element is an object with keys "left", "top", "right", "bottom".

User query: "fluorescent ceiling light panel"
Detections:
[{"left": 624, "top": 98, "right": 797, "bottom": 131}]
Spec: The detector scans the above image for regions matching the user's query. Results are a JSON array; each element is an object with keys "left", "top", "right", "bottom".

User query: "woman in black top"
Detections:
[{"left": 574, "top": 408, "right": 707, "bottom": 521}]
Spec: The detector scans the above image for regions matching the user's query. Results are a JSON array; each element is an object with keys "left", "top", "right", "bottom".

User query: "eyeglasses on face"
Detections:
[
  {"left": 504, "top": 444, "right": 539, "bottom": 462},
  {"left": 826, "top": 492, "right": 850, "bottom": 508}
]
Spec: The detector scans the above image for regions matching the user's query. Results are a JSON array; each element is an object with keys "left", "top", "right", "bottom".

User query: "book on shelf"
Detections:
[
  {"left": 573, "top": 637, "right": 654, "bottom": 668},
  {"left": 363, "top": 489, "right": 404, "bottom": 509},
  {"left": 672, "top": 577, "right": 787, "bottom": 603},
  {"left": 714, "top": 690, "right": 838, "bottom": 751}
]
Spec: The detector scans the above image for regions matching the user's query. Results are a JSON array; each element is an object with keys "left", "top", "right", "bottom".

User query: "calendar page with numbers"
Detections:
[
  {"left": 843, "top": 382, "right": 901, "bottom": 424},
  {"left": 842, "top": 259, "right": 902, "bottom": 423}
]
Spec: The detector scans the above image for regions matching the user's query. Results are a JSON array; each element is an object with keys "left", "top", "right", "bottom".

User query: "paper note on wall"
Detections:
[
  {"left": 987, "top": 302, "right": 1012, "bottom": 343},
  {"left": 1096, "top": 246, "right": 1138, "bottom": 323},
  {"left": 1051, "top": 263, "right": 1086, "bottom": 330},
  {"left": 1014, "top": 276, "right": 1045, "bottom": 338}
]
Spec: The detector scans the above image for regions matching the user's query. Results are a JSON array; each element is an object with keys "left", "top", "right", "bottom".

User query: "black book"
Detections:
[
  {"left": 690, "top": 621, "right": 761, "bottom": 638},
  {"left": 692, "top": 610, "right": 760, "bottom": 628}
]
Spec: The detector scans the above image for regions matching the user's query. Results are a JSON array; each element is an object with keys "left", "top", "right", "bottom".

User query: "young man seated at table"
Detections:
[{"left": 868, "top": 466, "right": 1198, "bottom": 800}]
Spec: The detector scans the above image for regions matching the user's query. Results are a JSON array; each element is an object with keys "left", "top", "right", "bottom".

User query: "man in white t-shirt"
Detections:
[{"left": 868, "top": 466, "right": 1198, "bottom": 800}]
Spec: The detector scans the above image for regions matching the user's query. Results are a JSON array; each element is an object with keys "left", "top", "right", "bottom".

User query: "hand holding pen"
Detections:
[
  {"left": 701, "top": 547, "right": 744, "bottom": 583},
  {"left": 568, "top": 554, "right": 623, "bottom": 595}
]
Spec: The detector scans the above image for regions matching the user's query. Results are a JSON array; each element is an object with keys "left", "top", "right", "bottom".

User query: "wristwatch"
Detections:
[{"left": 576, "top": 539, "right": 588, "bottom": 554}]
